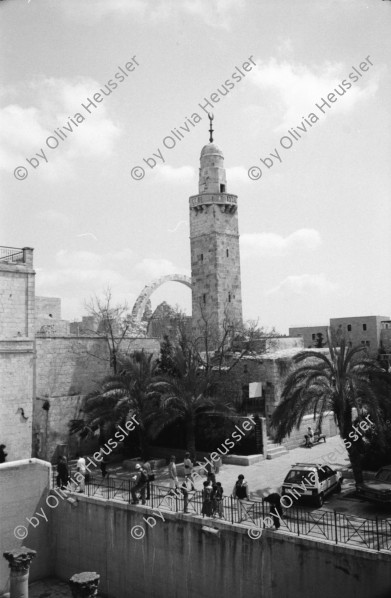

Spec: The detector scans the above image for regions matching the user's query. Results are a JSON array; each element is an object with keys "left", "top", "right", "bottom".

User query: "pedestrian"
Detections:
[
  {"left": 184, "top": 452, "right": 193, "bottom": 479},
  {"left": 265, "top": 493, "right": 283, "bottom": 529},
  {"left": 181, "top": 476, "right": 195, "bottom": 513},
  {"left": 212, "top": 481, "right": 224, "bottom": 518},
  {"left": 205, "top": 459, "right": 216, "bottom": 484},
  {"left": 143, "top": 460, "right": 153, "bottom": 500},
  {"left": 214, "top": 455, "right": 222, "bottom": 475},
  {"left": 57, "top": 456, "right": 70, "bottom": 489},
  {"left": 201, "top": 480, "right": 213, "bottom": 518},
  {"left": 76, "top": 454, "right": 86, "bottom": 493},
  {"left": 232, "top": 474, "right": 250, "bottom": 522},
  {"left": 307, "top": 427, "right": 314, "bottom": 447},
  {"left": 0, "top": 444, "right": 8, "bottom": 463},
  {"left": 100, "top": 447, "right": 108, "bottom": 478},
  {"left": 131, "top": 464, "right": 148, "bottom": 505},
  {"left": 168, "top": 455, "right": 179, "bottom": 491}
]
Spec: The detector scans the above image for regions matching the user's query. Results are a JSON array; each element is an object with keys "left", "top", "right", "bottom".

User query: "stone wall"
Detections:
[
  {"left": 0, "top": 250, "right": 35, "bottom": 461},
  {"left": 0, "top": 340, "right": 34, "bottom": 462},
  {"left": 50, "top": 494, "right": 391, "bottom": 598},
  {"left": 33, "top": 336, "right": 160, "bottom": 461},
  {"left": 35, "top": 296, "right": 62, "bottom": 320},
  {"left": 0, "top": 459, "right": 52, "bottom": 590}
]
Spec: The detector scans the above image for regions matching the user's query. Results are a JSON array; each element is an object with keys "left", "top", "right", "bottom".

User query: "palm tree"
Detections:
[
  {"left": 149, "top": 346, "right": 234, "bottom": 459},
  {"left": 271, "top": 337, "right": 391, "bottom": 484},
  {"left": 70, "top": 351, "right": 158, "bottom": 459}
]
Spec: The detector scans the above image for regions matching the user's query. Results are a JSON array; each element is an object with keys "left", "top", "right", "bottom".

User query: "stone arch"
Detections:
[{"left": 131, "top": 274, "right": 192, "bottom": 326}]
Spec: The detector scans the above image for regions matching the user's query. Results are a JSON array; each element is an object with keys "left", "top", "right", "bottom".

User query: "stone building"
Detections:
[
  {"left": 0, "top": 245, "right": 160, "bottom": 464},
  {"left": 190, "top": 119, "right": 242, "bottom": 347}
]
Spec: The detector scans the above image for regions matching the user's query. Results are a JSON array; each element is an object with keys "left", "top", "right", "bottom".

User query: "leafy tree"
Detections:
[
  {"left": 70, "top": 350, "right": 158, "bottom": 459},
  {"left": 149, "top": 346, "right": 235, "bottom": 459},
  {"left": 271, "top": 337, "right": 391, "bottom": 484},
  {"left": 156, "top": 335, "right": 180, "bottom": 377}
]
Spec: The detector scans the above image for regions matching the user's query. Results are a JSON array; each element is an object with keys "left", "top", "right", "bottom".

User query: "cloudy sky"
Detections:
[{"left": 1, "top": 0, "right": 390, "bottom": 333}]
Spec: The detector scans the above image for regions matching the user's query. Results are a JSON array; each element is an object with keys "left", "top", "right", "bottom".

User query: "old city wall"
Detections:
[
  {"left": 51, "top": 495, "right": 391, "bottom": 598},
  {"left": 33, "top": 336, "right": 160, "bottom": 461},
  {"left": 0, "top": 459, "right": 52, "bottom": 591},
  {"left": 0, "top": 251, "right": 35, "bottom": 461}
]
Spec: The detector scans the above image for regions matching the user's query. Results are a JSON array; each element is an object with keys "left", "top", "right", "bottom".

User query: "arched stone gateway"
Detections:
[{"left": 131, "top": 274, "right": 192, "bottom": 326}]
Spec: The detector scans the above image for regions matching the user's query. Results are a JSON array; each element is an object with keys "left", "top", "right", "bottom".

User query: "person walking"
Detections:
[
  {"left": 57, "top": 456, "right": 70, "bottom": 489},
  {"left": 131, "top": 464, "right": 148, "bottom": 505},
  {"left": 212, "top": 482, "right": 224, "bottom": 518},
  {"left": 143, "top": 460, "right": 153, "bottom": 500},
  {"left": 0, "top": 444, "right": 7, "bottom": 464},
  {"left": 205, "top": 459, "right": 216, "bottom": 484},
  {"left": 184, "top": 452, "right": 193, "bottom": 479},
  {"left": 181, "top": 476, "right": 195, "bottom": 514},
  {"left": 76, "top": 454, "right": 86, "bottom": 493},
  {"left": 100, "top": 447, "right": 108, "bottom": 478},
  {"left": 168, "top": 455, "right": 179, "bottom": 491},
  {"left": 232, "top": 474, "right": 250, "bottom": 522},
  {"left": 214, "top": 456, "right": 222, "bottom": 475},
  {"left": 201, "top": 480, "right": 213, "bottom": 518}
]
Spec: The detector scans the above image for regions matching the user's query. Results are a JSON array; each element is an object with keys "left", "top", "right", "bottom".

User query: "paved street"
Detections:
[{"left": 99, "top": 434, "right": 391, "bottom": 520}]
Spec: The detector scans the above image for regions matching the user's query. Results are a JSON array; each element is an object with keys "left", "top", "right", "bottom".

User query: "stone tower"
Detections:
[{"left": 189, "top": 117, "right": 243, "bottom": 347}]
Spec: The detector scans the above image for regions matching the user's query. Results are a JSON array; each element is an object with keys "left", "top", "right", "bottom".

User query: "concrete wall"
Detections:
[
  {"left": 0, "top": 459, "right": 52, "bottom": 592},
  {"left": 51, "top": 494, "right": 391, "bottom": 598}
]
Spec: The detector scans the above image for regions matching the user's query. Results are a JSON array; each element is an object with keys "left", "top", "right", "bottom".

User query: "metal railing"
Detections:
[
  {"left": 0, "top": 246, "right": 24, "bottom": 263},
  {"left": 51, "top": 471, "right": 391, "bottom": 552}
]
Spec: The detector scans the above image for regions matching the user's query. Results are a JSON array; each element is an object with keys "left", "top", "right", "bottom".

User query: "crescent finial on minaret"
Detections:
[{"left": 208, "top": 113, "right": 214, "bottom": 143}]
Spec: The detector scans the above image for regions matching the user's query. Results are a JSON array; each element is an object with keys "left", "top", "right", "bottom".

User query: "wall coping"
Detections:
[{"left": 0, "top": 458, "right": 51, "bottom": 471}]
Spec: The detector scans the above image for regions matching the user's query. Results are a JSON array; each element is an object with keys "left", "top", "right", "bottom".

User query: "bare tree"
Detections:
[{"left": 82, "top": 287, "right": 132, "bottom": 374}]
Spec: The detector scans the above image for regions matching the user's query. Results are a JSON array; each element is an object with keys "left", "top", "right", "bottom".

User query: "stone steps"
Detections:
[{"left": 266, "top": 436, "right": 289, "bottom": 460}]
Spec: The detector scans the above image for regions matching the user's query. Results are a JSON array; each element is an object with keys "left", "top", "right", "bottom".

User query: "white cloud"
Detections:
[
  {"left": 37, "top": 210, "right": 70, "bottom": 226},
  {"left": 241, "top": 228, "right": 321, "bottom": 258},
  {"left": 153, "top": 164, "right": 195, "bottom": 183},
  {"left": 266, "top": 273, "right": 337, "bottom": 297},
  {"left": 0, "top": 77, "right": 121, "bottom": 180},
  {"left": 61, "top": 0, "right": 245, "bottom": 29},
  {"left": 135, "top": 258, "right": 189, "bottom": 280},
  {"left": 249, "top": 58, "right": 379, "bottom": 129}
]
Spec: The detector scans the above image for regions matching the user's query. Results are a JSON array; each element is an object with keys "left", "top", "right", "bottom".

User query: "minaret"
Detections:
[{"left": 189, "top": 115, "right": 243, "bottom": 348}]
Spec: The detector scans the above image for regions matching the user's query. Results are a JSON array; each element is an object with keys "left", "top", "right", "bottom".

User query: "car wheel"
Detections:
[
  {"left": 315, "top": 492, "right": 324, "bottom": 507},
  {"left": 336, "top": 480, "right": 342, "bottom": 493}
]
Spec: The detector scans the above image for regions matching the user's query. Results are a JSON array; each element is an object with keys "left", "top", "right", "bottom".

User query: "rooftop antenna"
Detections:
[{"left": 208, "top": 113, "right": 214, "bottom": 143}]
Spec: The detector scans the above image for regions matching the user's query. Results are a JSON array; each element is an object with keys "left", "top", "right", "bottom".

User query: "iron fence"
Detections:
[
  {"left": 0, "top": 246, "right": 24, "bottom": 263},
  {"left": 51, "top": 470, "right": 391, "bottom": 552}
]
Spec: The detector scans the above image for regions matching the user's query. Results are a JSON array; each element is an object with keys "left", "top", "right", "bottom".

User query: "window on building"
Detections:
[
  {"left": 220, "top": 184, "right": 226, "bottom": 192},
  {"left": 226, "top": 249, "right": 229, "bottom": 257},
  {"left": 312, "top": 334, "right": 316, "bottom": 340},
  {"left": 349, "top": 341, "right": 353, "bottom": 347},
  {"left": 200, "top": 254, "right": 203, "bottom": 262},
  {"left": 228, "top": 292, "right": 231, "bottom": 303},
  {"left": 363, "top": 324, "right": 367, "bottom": 331},
  {"left": 243, "top": 364, "right": 248, "bottom": 373},
  {"left": 203, "top": 294, "right": 206, "bottom": 304},
  {"left": 347, "top": 325, "right": 352, "bottom": 332},
  {"left": 365, "top": 341, "right": 370, "bottom": 346}
]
